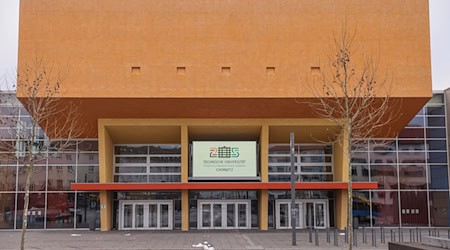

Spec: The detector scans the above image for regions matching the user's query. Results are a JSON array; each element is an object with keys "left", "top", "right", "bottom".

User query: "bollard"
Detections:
[
  {"left": 419, "top": 228, "right": 422, "bottom": 242},
  {"left": 309, "top": 227, "right": 313, "bottom": 243},
  {"left": 326, "top": 227, "right": 330, "bottom": 243},
  {"left": 353, "top": 229, "right": 358, "bottom": 247},
  {"left": 400, "top": 227, "right": 403, "bottom": 242},
  {"left": 409, "top": 229, "right": 413, "bottom": 242},
  {"left": 345, "top": 227, "right": 348, "bottom": 243},
  {"left": 416, "top": 228, "right": 419, "bottom": 242},
  {"left": 334, "top": 228, "right": 338, "bottom": 247},
  {"left": 381, "top": 227, "right": 385, "bottom": 244},
  {"left": 390, "top": 229, "right": 395, "bottom": 242},
  {"left": 363, "top": 227, "right": 367, "bottom": 244},
  {"left": 438, "top": 229, "right": 440, "bottom": 237},
  {"left": 429, "top": 229, "right": 431, "bottom": 236},
  {"left": 448, "top": 229, "right": 450, "bottom": 239},
  {"left": 315, "top": 229, "right": 319, "bottom": 246},
  {"left": 372, "top": 228, "right": 376, "bottom": 247}
]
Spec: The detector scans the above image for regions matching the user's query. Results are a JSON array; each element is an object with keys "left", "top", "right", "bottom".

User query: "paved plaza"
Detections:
[{"left": 0, "top": 229, "right": 392, "bottom": 250}]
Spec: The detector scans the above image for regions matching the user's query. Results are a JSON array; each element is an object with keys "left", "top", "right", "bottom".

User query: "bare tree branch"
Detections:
[
  {"left": 305, "top": 23, "right": 400, "bottom": 250},
  {"left": 0, "top": 56, "right": 85, "bottom": 250}
]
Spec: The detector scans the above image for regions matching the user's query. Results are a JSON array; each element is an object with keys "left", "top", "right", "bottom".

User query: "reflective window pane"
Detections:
[
  {"left": 148, "top": 204, "right": 157, "bottom": 228},
  {"left": 398, "top": 140, "right": 425, "bottom": 151},
  {"left": 352, "top": 165, "right": 369, "bottom": 182},
  {"left": 428, "top": 152, "right": 448, "bottom": 163},
  {"left": 427, "top": 140, "right": 447, "bottom": 151},
  {"left": 123, "top": 204, "right": 132, "bottom": 228},
  {"left": 77, "top": 166, "right": 99, "bottom": 183},
  {"left": 428, "top": 94, "right": 444, "bottom": 104},
  {"left": 149, "top": 145, "right": 181, "bottom": 154},
  {"left": 370, "top": 151, "right": 397, "bottom": 164},
  {"left": 47, "top": 166, "right": 75, "bottom": 191},
  {"left": 371, "top": 191, "right": 399, "bottom": 226},
  {"left": 18, "top": 166, "right": 46, "bottom": 191},
  {"left": 370, "top": 140, "right": 397, "bottom": 151},
  {"left": 76, "top": 192, "right": 100, "bottom": 228},
  {"left": 48, "top": 153, "right": 76, "bottom": 165},
  {"left": 406, "top": 116, "right": 424, "bottom": 127},
  {"left": 351, "top": 140, "right": 368, "bottom": 151},
  {"left": 300, "top": 174, "right": 332, "bottom": 182},
  {"left": 429, "top": 191, "right": 449, "bottom": 227},
  {"left": 115, "top": 166, "right": 147, "bottom": 174},
  {"left": 115, "top": 157, "right": 146, "bottom": 164},
  {"left": 353, "top": 191, "right": 371, "bottom": 227},
  {"left": 78, "top": 141, "right": 98, "bottom": 151},
  {"left": 115, "top": 146, "right": 147, "bottom": 155},
  {"left": 0, "top": 193, "right": 15, "bottom": 229},
  {"left": 399, "top": 165, "right": 427, "bottom": 190},
  {"left": 351, "top": 152, "right": 368, "bottom": 163},
  {"left": 427, "top": 128, "right": 446, "bottom": 138},
  {"left": 0, "top": 166, "right": 16, "bottom": 191},
  {"left": 16, "top": 193, "right": 45, "bottom": 229},
  {"left": 426, "top": 117, "right": 446, "bottom": 127},
  {"left": 46, "top": 193, "right": 75, "bottom": 228},
  {"left": 398, "top": 151, "right": 425, "bottom": 164},
  {"left": 150, "top": 156, "right": 181, "bottom": 164},
  {"left": 429, "top": 165, "right": 449, "bottom": 189},
  {"left": 370, "top": 165, "right": 398, "bottom": 190},
  {"left": 400, "top": 191, "right": 428, "bottom": 226},
  {"left": 426, "top": 105, "right": 445, "bottom": 116},
  {"left": 114, "top": 175, "right": 147, "bottom": 183},
  {"left": 78, "top": 153, "right": 99, "bottom": 164}
]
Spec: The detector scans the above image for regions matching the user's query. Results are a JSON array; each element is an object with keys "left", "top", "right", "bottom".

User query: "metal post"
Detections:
[
  {"left": 334, "top": 228, "right": 338, "bottom": 246},
  {"left": 289, "top": 132, "right": 296, "bottom": 246},
  {"left": 345, "top": 227, "right": 348, "bottom": 243},
  {"left": 381, "top": 226, "right": 385, "bottom": 244},
  {"left": 309, "top": 227, "right": 313, "bottom": 243},
  {"left": 363, "top": 227, "right": 366, "bottom": 244},
  {"left": 391, "top": 229, "right": 395, "bottom": 242},
  {"left": 326, "top": 227, "right": 330, "bottom": 243},
  {"left": 410, "top": 229, "right": 413, "bottom": 242},
  {"left": 315, "top": 229, "right": 319, "bottom": 246},
  {"left": 353, "top": 229, "right": 358, "bottom": 246},
  {"left": 400, "top": 227, "right": 403, "bottom": 242},
  {"left": 371, "top": 228, "right": 375, "bottom": 246},
  {"left": 372, "top": 228, "right": 377, "bottom": 247}
]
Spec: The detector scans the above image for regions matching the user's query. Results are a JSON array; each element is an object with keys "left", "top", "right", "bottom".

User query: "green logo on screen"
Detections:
[{"left": 209, "top": 146, "right": 239, "bottom": 158}]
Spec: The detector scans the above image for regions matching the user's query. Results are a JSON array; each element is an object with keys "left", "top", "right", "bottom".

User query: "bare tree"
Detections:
[
  {"left": 0, "top": 57, "right": 85, "bottom": 250},
  {"left": 307, "top": 24, "right": 399, "bottom": 250}
]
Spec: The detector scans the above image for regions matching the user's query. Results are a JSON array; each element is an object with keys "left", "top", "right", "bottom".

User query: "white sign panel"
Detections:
[{"left": 192, "top": 141, "right": 257, "bottom": 179}]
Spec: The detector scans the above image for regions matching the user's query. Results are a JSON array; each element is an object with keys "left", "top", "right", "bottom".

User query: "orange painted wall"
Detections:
[{"left": 18, "top": 0, "right": 431, "bottom": 99}]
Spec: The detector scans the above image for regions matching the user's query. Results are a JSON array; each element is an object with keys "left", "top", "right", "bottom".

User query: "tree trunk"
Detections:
[
  {"left": 347, "top": 129, "right": 353, "bottom": 250},
  {"left": 20, "top": 164, "right": 33, "bottom": 250}
]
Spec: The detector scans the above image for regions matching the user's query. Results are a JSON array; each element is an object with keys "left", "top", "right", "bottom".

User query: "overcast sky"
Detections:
[{"left": 0, "top": 0, "right": 449, "bottom": 90}]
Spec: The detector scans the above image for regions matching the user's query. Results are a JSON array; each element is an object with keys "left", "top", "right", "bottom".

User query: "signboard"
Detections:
[{"left": 192, "top": 141, "right": 257, "bottom": 179}]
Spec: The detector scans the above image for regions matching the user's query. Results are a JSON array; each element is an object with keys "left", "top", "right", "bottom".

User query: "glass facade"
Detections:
[
  {"left": 0, "top": 93, "right": 100, "bottom": 229},
  {"left": 352, "top": 92, "right": 450, "bottom": 227},
  {"left": 268, "top": 144, "right": 333, "bottom": 182},
  {"left": 1, "top": 92, "right": 449, "bottom": 229},
  {"left": 114, "top": 145, "right": 181, "bottom": 183}
]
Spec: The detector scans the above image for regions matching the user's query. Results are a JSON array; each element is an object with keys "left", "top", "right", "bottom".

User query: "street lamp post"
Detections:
[{"left": 290, "top": 132, "right": 296, "bottom": 246}]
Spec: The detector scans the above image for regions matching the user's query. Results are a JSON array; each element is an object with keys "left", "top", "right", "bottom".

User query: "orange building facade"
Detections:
[{"left": 17, "top": 0, "right": 432, "bottom": 231}]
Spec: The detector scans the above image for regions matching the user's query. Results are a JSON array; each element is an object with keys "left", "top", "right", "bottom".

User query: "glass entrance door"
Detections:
[
  {"left": 119, "top": 200, "right": 173, "bottom": 230},
  {"left": 275, "top": 201, "right": 302, "bottom": 229},
  {"left": 276, "top": 199, "right": 328, "bottom": 229},
  {"left": 198, "top": 200, "right": 251, "bottom": 229}
]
